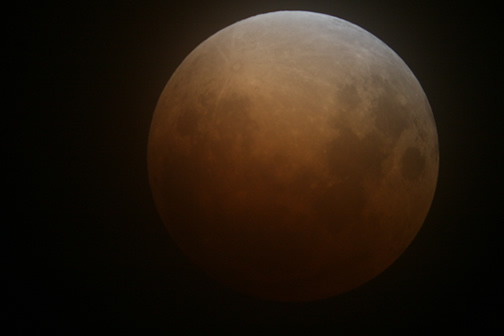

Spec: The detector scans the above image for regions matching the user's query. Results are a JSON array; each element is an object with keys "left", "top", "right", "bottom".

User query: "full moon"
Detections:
[{"left": 148, "top": 11, "right": 438, "bottom": 301}]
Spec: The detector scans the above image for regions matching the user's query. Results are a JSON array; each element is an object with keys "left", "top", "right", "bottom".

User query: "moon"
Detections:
[{"left": 148, "top": 11, "right": 439, "bottom": 301}]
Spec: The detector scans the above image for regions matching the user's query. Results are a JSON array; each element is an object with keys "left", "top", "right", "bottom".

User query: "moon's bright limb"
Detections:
[{"left": 148, "top": 11, "right": 438, "bottom": 301}]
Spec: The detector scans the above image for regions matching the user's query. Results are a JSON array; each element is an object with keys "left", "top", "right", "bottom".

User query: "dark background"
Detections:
[{"left": 12, "top": 0, "right": 500, "bottom": 332}]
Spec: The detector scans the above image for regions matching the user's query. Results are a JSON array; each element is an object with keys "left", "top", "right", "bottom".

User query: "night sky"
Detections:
[{"left": 13, "top": 0, "right": 499, "bottom": 332}]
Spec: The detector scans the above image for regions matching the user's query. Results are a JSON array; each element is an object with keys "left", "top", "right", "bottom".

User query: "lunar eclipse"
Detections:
[
  {"left": 148, "top": 11, "right": 438, "bottom": 301},
  {"left": 16, "top": 0, "right": 500, "bottom": 330}
]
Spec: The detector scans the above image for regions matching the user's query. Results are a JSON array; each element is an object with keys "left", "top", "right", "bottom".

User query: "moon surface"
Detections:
[{"left": 148, "top": 11, "right": 439, "bottom": 301}]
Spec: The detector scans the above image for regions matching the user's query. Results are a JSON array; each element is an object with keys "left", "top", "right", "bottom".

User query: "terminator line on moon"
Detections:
[{"left": 148, "top": 11, "right": 439, "bottom": 301}]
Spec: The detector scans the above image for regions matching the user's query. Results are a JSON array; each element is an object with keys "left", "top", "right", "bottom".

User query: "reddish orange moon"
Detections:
[{"left": 148, "top": 11, "right": 439, "bottom": 301}]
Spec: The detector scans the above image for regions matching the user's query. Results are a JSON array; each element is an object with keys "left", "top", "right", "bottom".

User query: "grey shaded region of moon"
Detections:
[{"left": 148, "top": 11, "right": 439, "bottom": 301}]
